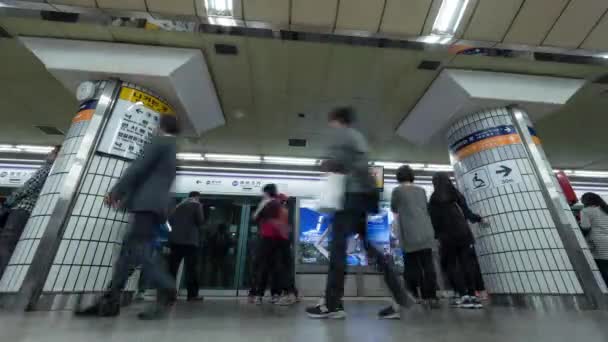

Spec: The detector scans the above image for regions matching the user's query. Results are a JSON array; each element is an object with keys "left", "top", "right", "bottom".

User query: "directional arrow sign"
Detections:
[
  {"left": 496, "top": 165, "right": 512, "bottom": 177},
  {"left": 489, "top": 160, "right": 522, "bottom": 188}
]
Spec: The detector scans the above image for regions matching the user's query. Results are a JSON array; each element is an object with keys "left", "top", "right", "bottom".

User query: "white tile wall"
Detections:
[{"left": 448, "top": 108, "right": 586, "bottom": 295}]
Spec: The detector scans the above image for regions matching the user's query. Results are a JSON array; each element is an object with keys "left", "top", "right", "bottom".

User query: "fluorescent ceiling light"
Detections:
[
  {"left": 205, "top": 0, "right": 234, "bottom": 17},
  {"left": 205, "top": 153, "right": 261, "bottom": 163},
  {"left": 177, "top": 153, "right": 205, "bottom": 161},
  {"left": 424, "top": 164, "right": 453, "bottom": 172},
  {"left": 433, "top": 0, "right": 470, "bottom": 36},
  {"left": 418, "top": 35, "right": 453, "bottom": 45},
  {"left": 572, "top": 171, "right": 608, "bottom": 178},
  {"left": 263, "top": 156, "right": 319, "bottom": 166},
  {"left": 374, "top": 162, "right": 425, "bottom": 170},
  {"left": 16, "top": 145, "right": 54, "bottom": 154}
]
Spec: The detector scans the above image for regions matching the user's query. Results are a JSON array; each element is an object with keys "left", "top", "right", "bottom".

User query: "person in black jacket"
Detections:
[
  {"left": 429, "top": 172, "right": 483, "bottom": 309},
  {"left": 168, "top": 191, "right": 205, "bottom": 301}
]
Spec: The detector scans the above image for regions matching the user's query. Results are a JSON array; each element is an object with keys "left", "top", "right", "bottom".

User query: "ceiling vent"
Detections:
[
  {"left": 215, "top": 44, "right": 238, "bottom": 55},
  {"left": 35, "top": 125, "right": 64, "bottom": 136},
  {"left": 288, "top": 139, "right": 307, "bottom": 147},
  {"left": 40, "top": 11, "right": 79, "bottom": 23},
  {"left": 417, "top": 60, "right": 441, "bottom": 70}
]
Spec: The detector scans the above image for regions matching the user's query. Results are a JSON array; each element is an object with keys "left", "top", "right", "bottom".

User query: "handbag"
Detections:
[{"left": 317, "top": 173, "right": 345, "bottom": 213}]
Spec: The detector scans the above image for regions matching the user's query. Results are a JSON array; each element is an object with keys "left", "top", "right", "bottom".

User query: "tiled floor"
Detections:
[{"left": 2, "top": 299, "right": 608, "bottom": 342}]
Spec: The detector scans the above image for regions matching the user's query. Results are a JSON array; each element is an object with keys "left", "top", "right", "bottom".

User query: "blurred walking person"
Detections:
[
  {"left": 76, "top": 115, "right": 179, "bottom": 320},
  {"left": 429, "top": 172, "right": 484, "bottom": 309},
  {"left": 306, "top": 107, "right": 408, "bottom": 319},
  {"left": 168, "top": 191, "right": 205, "bottom": 302},
  {"left": 0, "top": 146, "right": 60, "bottom": 276}
]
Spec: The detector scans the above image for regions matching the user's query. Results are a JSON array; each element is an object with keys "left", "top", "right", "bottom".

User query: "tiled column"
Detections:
[
  {"left": 447, "top": 107, "right": 607, "bottom": 309},
  {"left": 0, "top": 80, "right": 175, "bottom": 311}
]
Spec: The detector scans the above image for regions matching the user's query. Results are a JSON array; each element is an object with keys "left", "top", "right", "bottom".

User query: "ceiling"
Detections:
[
  {"left": 1, "top": 14, "right": 608, "bottom": 170},
  {"left": 8, "top": 0, "right": 608, "bottom": 51}
]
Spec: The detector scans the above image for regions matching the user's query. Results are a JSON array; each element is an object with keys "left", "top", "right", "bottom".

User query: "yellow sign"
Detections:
[{"left": 119, "top": 87, "right": 175, "bottom": 115}]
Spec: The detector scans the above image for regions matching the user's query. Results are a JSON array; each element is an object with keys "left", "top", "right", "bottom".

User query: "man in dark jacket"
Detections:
[
  {"left": 168, "top": 191, "right": 204, "bottom": 301},
  {"left": 77, "top": 115, "right": 179, "bottom": 320}
]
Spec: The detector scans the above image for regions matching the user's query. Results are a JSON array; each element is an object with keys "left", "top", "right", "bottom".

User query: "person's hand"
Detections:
[{"left": 104, "top": 193, "right": 119, "bottom": 209}]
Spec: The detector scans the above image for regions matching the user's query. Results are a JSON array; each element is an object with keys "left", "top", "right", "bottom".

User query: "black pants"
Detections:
[
  {"left": 0, "top": 209, "right": 30, "bottom": 277},
  {"left": 442, "top": 241, "right": 477, "bottom": 297},
  {"left": 108, "top": 212, "right": 175, "bottom": 302},
  {"left": 253, "top": 237, "right": 286, "bottom": 297},
  {"left": 595, "top": 259, "right": 608, "bottom": 285},
  {"left": 169, "top": 243, "right": 200, "bottom": 299},
  {"left": 325, "top": 209, "right": 407, "bottom": 311},
  {"left": 404, "top": 249, "right": 438, "bottom": 300}
]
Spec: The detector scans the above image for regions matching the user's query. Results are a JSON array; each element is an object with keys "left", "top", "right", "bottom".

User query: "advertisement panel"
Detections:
[{"left": 298, "top": 199, "right": 396, "bottom": 266}]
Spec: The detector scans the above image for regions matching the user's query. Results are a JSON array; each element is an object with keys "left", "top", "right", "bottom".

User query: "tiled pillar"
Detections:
[
  {"left": 447, "top": 107, "right": 607, "bottom": 309},
  {"left": 0, "top": 80, "right": 175, "bottom": 310}
]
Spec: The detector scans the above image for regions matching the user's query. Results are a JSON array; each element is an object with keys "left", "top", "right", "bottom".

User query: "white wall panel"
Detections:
[
  {"left": 503, "top": 0, "right": 570, "bottom": 45},
  {"left": 96, "top": 0, "right": 147, "bottom": 10},
  {"left": 335, "top": 0, "right": 385, "bottom": 32},
  {"left": 243, "top": 0, "right": 290, "bottom": 25},
  {"left": 380, "top": 0, "right": 432, "bottom": 36},
  {"left": 544, "top": 0, "right": 608, "bottom": 48},
  {"left": 581, "top": 14, "right": 608, "bottom": 51},
  {"left": 464, "top": 0, "right": 524, "bottom": 42},
  {"left": 146, "top": 0, "right": 196, "bottom": 16},
  {"left": 291, "top": 0, "right": 338, "bottom": 28}
]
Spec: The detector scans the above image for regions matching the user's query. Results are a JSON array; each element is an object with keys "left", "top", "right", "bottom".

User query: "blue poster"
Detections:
[{"left": 298, "top": 199, "right": 394, "bottom": 266}]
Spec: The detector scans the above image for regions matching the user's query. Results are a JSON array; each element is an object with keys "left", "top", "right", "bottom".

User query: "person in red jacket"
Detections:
[{"left": 250, "top": 184, "right": 288, "bottom": 304}]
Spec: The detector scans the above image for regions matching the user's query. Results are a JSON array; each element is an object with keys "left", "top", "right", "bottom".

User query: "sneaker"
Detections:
[
  {"left": 306, "top": 304, "right": 346, "bottom": 319},
  {"left": 271, "top": 295, "right": 280, "bottom": 304},
  {"left": 277, "top": 294, "right": 296, "bottom": 306},
  {"left": 458, "top": 296, "right": 475, "bottom": 309},
  {"left": 378, "top": 305, "right": 401, "bottom": 320},
  {"left": 254, "top": 296, "right": 263, "bottom": 305},
  {"left": 471, "top": 296, "right": 484, "bottom": 309}
]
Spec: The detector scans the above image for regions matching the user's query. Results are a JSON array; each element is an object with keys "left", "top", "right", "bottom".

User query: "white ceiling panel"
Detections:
[
  {"left": 291, "top": 0, "right": 338, "bottom": 28},
  {"left": 335, "top": 0, "right": 385, "bottom": 32},
  {"left": 146, "top": 0, "right": 196, "bottom": 16},
  {"left": 464, "top": 0, "right": 524, "bottom": 41},
  {"left": 48, "top": 0, "right": 96, "bottom": 7},
  {"left": 243, "top": 0, "right": 290, "bottom": 25},
  {"left": 503, "top": 0, "right": 569, "bottom": 45},
  {"left": 380, "top": 0, "right": 432, "bottom": 36},
  {"left": 96, "top": 0, "right": 147, "bottom": 11},
  {"left": 581, "top": 13, "right": 608, "bottom": 51},
  {"left": 544, "top": 0, "right": 608, "bottom": 48}
]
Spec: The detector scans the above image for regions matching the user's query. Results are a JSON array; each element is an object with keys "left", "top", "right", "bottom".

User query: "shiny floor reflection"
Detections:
[{"left": 2, "top": 299, "right": 608, "bottom": 342}]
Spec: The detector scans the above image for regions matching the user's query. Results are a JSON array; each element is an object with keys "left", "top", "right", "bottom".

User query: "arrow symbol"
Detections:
[
  {"left": 136, "top": 108, "right": 144, "bottom": 114},
  {"left": 496, "top": 165, "right": 512, "bottom": 177}
]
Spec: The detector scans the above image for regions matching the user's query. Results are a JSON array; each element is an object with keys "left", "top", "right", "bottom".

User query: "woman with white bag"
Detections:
[{"left": 306, "top": 107, "right": 408, "bottom": 320}]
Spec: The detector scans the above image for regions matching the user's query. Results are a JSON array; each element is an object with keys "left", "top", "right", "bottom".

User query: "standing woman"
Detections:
[
  {"left": 580, "top": 192, "right": 608, "bottom": 285},
  {"left": 251, "top": 184, "right": 286, "bottom": 304},
  {"left": 391, "top": 165, "right": 438, "bottom": 309},
  {"left": 429, "top": 172, "right": 483, "bottom": 309}
]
